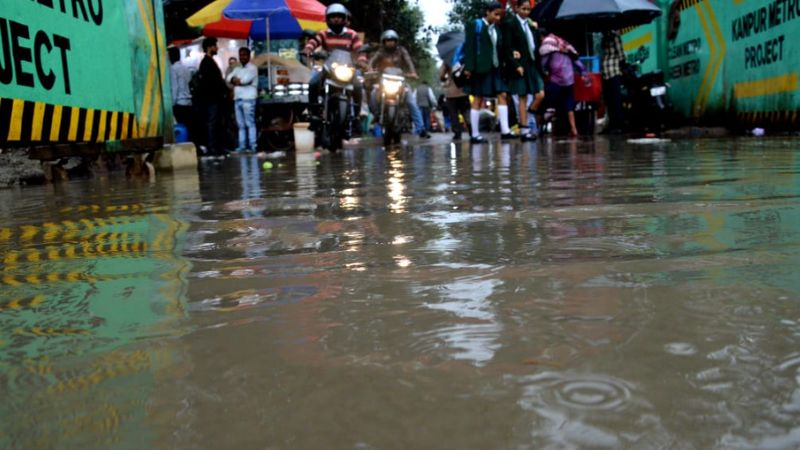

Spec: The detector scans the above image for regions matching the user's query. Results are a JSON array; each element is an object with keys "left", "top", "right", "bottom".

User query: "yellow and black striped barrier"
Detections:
[
  {"left": 0, "top": 97, "right": 137, "bottom": 145},
  {"left": 46, "top": 350, "right": 150, "bottom": 395},
  {"left": 737, "top": 110, "right": 800, "bottom": 126},
  {"left": 0, "top": 295, "right": 46, "bottom": 313},
  {"left": 1, "top": 239, "right": 148, "bottom": 268},
  {"left": 1, "top": 216, "right": 154, "bottom": 245},
  {"left": 58, "top": 204, "right": 146, "bottom": 215},
  {"left": 15, "top": 327, "right": 92, "bottom": 337}
]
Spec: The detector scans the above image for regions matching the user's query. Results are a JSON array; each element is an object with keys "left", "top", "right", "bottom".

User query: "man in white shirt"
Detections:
[
  {"left": 226, "top": 47, "right": 259, "bottom": 153},
  {"left": 168, "top": 47, "right": 194, "bottom": 127}
]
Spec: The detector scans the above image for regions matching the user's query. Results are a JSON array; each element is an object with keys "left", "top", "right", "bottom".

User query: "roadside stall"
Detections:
[
  {"left": 187, "top": 0, "right": 326, "bottom": 151},
  {"left": 252, "top": 53, "right": 312, "bottom": 150}
]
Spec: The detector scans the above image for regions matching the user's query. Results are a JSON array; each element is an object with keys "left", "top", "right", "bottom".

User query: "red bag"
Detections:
[{"left": 573, "top": 73, "right": 603, "bottom": 102}]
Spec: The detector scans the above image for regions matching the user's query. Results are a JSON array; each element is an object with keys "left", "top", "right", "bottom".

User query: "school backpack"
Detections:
[{"left": 451, "top": 19, "right": 484, "bottom": 87}]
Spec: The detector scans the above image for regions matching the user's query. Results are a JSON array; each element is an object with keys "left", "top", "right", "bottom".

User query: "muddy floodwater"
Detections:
[{"left": 2, "top": 138, "right": 800, "bottom": 449}]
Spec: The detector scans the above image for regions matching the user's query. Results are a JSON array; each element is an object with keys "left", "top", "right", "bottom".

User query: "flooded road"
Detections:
[{"left": 2, "top": 137, "right": 800, "bottom": 449}]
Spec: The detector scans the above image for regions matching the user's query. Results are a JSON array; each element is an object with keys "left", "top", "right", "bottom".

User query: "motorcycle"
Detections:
[
  {"left": 368, "top": 67, "right": 409, "bottom": 146},
  {"left": 315, "top": 49, "right": 358, "bottom": 151},
  {"left": 622, "top": 55, "right": 672, "bottom": 133}
]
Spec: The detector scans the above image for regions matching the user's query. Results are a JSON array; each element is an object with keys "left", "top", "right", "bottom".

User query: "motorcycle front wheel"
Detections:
[{"left": 382, "top": 104, "right": 400, "bottom": 146}]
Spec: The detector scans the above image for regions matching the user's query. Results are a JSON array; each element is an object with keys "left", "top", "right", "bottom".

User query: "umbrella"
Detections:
[
  {"left": 222, "top": 0, "right": 326, "bottom": 89},
  {"left": 436, "top": 31, "right": 464, "bottom": 66},
  {"left": 186, "top": 0, "right": 327, "bottom": 90},
  {"left": 186, "top": 0, "right": 232, "bottom": 28},
  {"left": 186, "top": 0, "right": 326, "bottom": 40},
  {"left": 531, "top": 0, "right": 661, "bottom": 31}
]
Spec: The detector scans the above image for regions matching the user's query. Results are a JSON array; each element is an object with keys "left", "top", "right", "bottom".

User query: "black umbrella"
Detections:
[
  {"left": 532, "top": 0, "right": 661, "bottom": 31},
  {"left": 436, "top": 31, "right": 464, "bottom": 66}
]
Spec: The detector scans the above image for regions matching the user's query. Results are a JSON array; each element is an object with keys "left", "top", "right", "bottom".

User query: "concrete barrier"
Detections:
[{"left": 154, "top": 143, "right": 198, "bottom": 171}]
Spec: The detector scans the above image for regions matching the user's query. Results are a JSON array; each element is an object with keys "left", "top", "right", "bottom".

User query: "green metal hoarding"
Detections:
[
  {"left": 622, "top": 0, "right": 800, "bottom": 127},
  {"left": 0, "top": 0, "right": 172, "bottom": 147}
]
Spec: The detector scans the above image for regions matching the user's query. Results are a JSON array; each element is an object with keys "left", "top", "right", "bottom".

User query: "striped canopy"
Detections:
[{"left": 187, "top": 0, "right": 326, "bottom": 40}]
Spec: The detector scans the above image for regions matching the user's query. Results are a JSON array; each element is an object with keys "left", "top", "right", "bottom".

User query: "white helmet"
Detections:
[
  {"left": 381, "top": 30, "right": 399, "bottom": 42},
  {"left": 325, "top": 3, "right": 349, "bottom": 19}
]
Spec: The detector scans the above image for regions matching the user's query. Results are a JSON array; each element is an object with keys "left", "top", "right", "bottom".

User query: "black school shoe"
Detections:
[
  {"left": 501, "top": 133, "right": 519, "bottom": 140},
  {"left": 521, "top": 133, "right": 537, "bottom": 142},
  {"left": 470, "top": 136, "right": 488, "bottom": 144}
]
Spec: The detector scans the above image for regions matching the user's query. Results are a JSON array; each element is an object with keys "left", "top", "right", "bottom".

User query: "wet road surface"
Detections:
[{"left": 2, "top": 137, "right": 800, "bottom": 449}]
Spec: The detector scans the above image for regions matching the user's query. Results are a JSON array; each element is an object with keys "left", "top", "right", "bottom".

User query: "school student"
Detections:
[
  {"left": 500, "top": 0, "right": 542, "bottom": 141},
  {"left": 463, "top": 1, "right": 512, "bottom": 143}
]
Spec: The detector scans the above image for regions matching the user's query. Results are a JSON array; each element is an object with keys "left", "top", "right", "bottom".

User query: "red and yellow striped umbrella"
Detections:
[{"left": 187, "top": 0, "right": 326, "bottom": 40}]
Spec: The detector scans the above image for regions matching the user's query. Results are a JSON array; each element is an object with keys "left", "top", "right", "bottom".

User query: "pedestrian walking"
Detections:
[
  {"left": 194, "top": 37, "right": 229, "bottom": 158},
  {"left": 463, "top": 2, "right": 511, "bottom": 143},
  {"left": 168, "top": 47, "right": 193, "bottom": 128},
  {"left": 416, "top": 81, "right": 437, "bottom": 133},
  {"left": 539, "top": 30, "right": 587, "bottom": 137},
  {"left": 439, "top": 63, "right": 471, "bottom": 141},
  {"left": 226, "top": 47, "right": 259, "bottom": 153},
  {"left": 500, "top": 0, "right": 542, "bottom": 141},
  {"left": 601, "top": 30, "right": 625, "bottom": 134}
]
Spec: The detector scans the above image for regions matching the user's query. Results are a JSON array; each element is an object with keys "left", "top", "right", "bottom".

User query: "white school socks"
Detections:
[
  {"left": 470, "top": 109, "right": 481, "bottom": 137},
  {"left": 498, "top": 105, "right": 510, "bottom": 134}
]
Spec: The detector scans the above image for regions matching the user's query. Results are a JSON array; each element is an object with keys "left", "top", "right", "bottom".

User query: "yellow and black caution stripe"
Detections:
[
  {"left": 0, "top": 272, "right": 100, "bottom": 286},
  {"left": 48, "top": 350, "right": 150, "bottom": 394},
  {"left": 0, "top": 97, "right": 137, "bottom": 145},
  {"left": 736, "top": 110, "right": 800, "bottom": 127},
  {"left": 0, "top": 270, "right": 158, "bottom": 287},
  {"left": 2, "top": 239, "right": 148, "bottom": 267},
  {"left": 1, "top": 217, "right": 149, "bottom": 245},
  {"left": 678, "top": 0, "right": 703, "bottom": 12},
  {"left": 0, "top": 295, "right": 46, "bottom": 313},
  {"left": 58, "top": 204, "right": 146, "bottom": 215},
  {"left": 15, "top": 326, "right": 91, "bottom": 337},
  {"left": 621, "top": 25, "right": 640, "bottom": 35}
]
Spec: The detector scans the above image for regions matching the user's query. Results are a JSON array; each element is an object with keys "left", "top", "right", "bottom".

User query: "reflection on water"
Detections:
[{"left": 2, "top": 138, "right": 800, "bottom": 448}]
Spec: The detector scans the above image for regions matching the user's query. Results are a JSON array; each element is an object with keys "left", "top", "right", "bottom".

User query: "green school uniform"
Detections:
[
  {"left": 463, "top": 18, "right": 507, "bottom": 97},
  {"left": 500, "top": 13, "right": 542, "bottom": 96}
]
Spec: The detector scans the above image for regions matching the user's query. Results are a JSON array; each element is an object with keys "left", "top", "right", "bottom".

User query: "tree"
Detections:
[{"left": 446, "top": 0, "right": 491, "bottom": 28}]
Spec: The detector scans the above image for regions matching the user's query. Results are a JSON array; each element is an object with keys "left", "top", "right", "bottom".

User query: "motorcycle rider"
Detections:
[
  {"left": 368, "top": 30, "right": 430, "bottom": 139},
  {"left": 303, "top": 3, "right": 366, "bottom": 122}
]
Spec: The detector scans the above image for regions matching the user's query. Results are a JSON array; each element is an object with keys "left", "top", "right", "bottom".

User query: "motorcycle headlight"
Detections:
[
  {"left": 332, "top": 64, "right": 355, "bottom": 83},
  {"left": 382, "top": 79, "right": 403, "bottom": 95}
]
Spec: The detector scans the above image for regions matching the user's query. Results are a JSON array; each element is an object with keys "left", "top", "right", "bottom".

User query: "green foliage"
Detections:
[{"left": 446, "top": 0, "right": 490, "bottom": 28}]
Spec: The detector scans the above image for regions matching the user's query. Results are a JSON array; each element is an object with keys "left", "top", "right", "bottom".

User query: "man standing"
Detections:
[
  {"left": 415, "top": 81, "right": 437, "bottom": 134},
  {"left": 601, "top": 30, "right": 625, "bottom": 134},
  {"left": 168, "top": 47, "right": 193, "bottom": 128},
  {"left": 195, "top": 37, "right": 228, "bottom": 158},
  {"left": 226, "top": 47, "right": 259, "bottom": 153}
]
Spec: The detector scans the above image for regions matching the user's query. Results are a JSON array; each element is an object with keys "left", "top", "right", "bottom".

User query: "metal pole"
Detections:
[{"left": 266, "top": 17, "right": 272, "bottom": 91}]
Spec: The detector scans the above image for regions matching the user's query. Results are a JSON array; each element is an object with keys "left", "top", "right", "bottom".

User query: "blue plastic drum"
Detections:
[{"left": 174, "top": 124, "right": 189, "bottom": 143}]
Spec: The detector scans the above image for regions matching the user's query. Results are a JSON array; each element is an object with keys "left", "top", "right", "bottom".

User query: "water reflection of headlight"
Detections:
[
  {"left": 333, "top": 65, "right": 355, "bottom": 82},
  {"left": 382, "top": 80, "right": 403, "bottom": 95}
]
